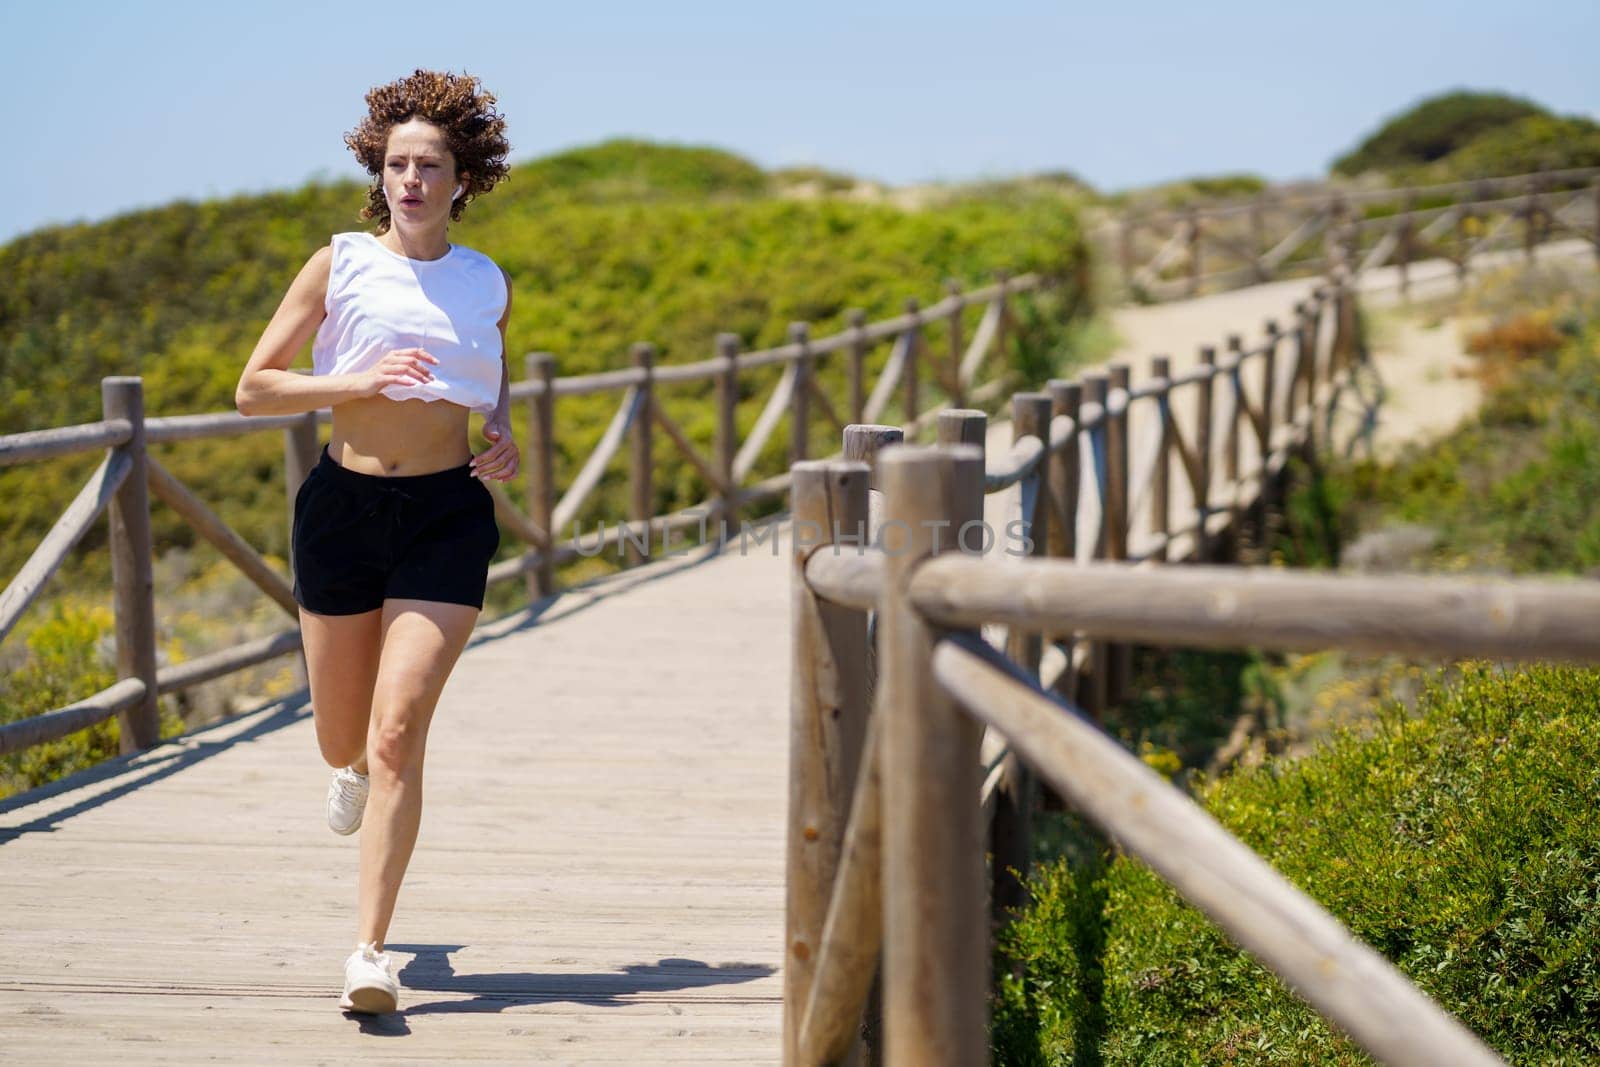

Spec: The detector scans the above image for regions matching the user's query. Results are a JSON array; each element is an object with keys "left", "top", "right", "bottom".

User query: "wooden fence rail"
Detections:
[
  {"left": 0, "top": 272, "right": 1045, "bottom": 758},
  {"left": 1108, "top": 165, "right": 1600, "bottom": 301},
  {"left": 780, "top": 270, "right": 1590, "bottom": 1063}
]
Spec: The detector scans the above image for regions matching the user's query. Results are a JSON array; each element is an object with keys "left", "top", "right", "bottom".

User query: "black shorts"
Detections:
[{"left": 291, "top": 446, "right": 501, "bottom": 616}]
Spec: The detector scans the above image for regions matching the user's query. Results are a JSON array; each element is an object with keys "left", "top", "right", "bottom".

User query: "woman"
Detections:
[{"left": 235, "top": 69, "right": 516, "bottom": 1015}]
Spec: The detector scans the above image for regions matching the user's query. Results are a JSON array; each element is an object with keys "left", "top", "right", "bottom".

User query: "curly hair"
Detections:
[{"left": 344, "top": 69, "right": 510, "bottom": 231}]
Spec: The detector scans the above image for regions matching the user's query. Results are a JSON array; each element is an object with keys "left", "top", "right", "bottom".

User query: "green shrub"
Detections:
[
  {"left": 994, "top": 663, "right": 1600, "bottom": 1064},
  {"left": 1438, "top": 114, "right": 1600, "bottom": 182},
  {"left": 1332, "top": 90, "right": 1547, "bottom": 176},
  {"left": 0, "top": 600, "right": 182, "bottom": 799}
]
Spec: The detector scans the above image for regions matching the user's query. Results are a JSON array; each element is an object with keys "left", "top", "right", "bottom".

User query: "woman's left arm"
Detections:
[{"left": 471, "top": 266, "right": 520, "bottom": 483}]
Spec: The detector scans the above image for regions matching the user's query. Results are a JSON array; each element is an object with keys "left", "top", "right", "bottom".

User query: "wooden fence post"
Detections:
[
  {"left": 1258, "top": 322, "right": 1280, "bottom": 528},
  {"left": 1185, "top": 207, "right": 1202, "bottom": 297},
  {"left": 992, "top": 392, "right": 1052, "bottom": 923},
  {"left": 1106, "top": 364, "right": 1132, "bottom": 703},
  {"left": 847, "top": 309, "right": 868, "bottom": 426},
  {"left": 283, "top": 410, "right": 318, "bottom": 687},
  {"left": 791, "top": 323, "right": 812, "bottom": 466},
  {"left": 1592, "top": 181, "right": 1600, "bottom": 268},
  {"left": 102, "top": 377, "right": 160, "bottom": 753},
  {"left": 787, "top": 459, "right": 873, "bottom": 1065},
  {"left": 1523, "top": 175, "right": 1540, "bottom": 263},
  {"left": 936, "top": 409, "right": 985, "bottom": 450},
  {"left": 628, "top": 343, "right": 654, "bottom": 567},
  {"left": 716, "top": 333, "right": 741, "bottom": 546},
  {"left": 945, "top": 281, "right": 965, "bottom": 408},
  {"left": 1045, "top": 379, "right": 1082, "bottom": 722},
  {"left": 1222, "top": 338, "right": 1242, "bottom": 556},
  {"left": 1118, "top": 219, "right": 1136, "bottom": 296},
  {"left": 1079, "top": 372, "right": 1109, "bottom": 720},
  {"left": 525, "top": 353, "right": 557, "bottom": 600},
  {"left": 1150, "top": 357, "right": 1172, "bottom": 564},
  {"left": 1194, "top": 347, "right": 1215, "bottom": 562},
  {"left": 878, "top": 443, "right": 987, "bottom": 1067},
  {"left": 843, "top": 424, "right": 905, "bottom": 485},
  {"left": 1398, "top": 194, "right": 1416, "bottom": 300},
  {"left": 993, "top": 271, "right": 1011, "bottom": 370},
  {"left": 902, "top": 300, "right": 921, "bottom": 433},
  {"left": 1249, "top": 198, "right": 1269, "bottom": 282},
  {"left": 1301, "top": 299, "right": 1321, "bottom": 459}
]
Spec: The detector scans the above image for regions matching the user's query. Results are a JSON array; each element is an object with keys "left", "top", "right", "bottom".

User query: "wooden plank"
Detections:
[
  {"left": 551, "top": 385, "right": 643, "bottom": 533},
  {"left": 733, "top": 362, "right": 797, "bottom": 484},
  {"left": 0, "top": 450, "right": 130, "bottom": 644},
  {"left": 146, "top": 458, "right": 298, "bottom": 618},
  {"left": 931, "top": 633, "right": 1504, "bottom": 1067},
  {"left": 860, "top": 333, "right": 912, "bottom": 427},
  {"left": 909, "top": 556, "right": 1600, "bottom": 663},
  {"left": 957, "top": 300, "right": 1002, "bottom": 388},
  {"left": 0, "top": 677, "right": 146, "bottom": 757},
  {"left": 651, "top": 396, "right": 730, "bottom": 497},
  {"left": 0, "top": 420, "right": 132, "bottom": 468}
]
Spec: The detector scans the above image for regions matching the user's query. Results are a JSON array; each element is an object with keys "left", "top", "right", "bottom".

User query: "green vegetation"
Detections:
[
  {"left": 1436, "top": 114, "right": 1600, "bottom": 183},
  {"left": 994, "top": 663, "right": 1600, "bottom": 1065},
  {"left": 1278, "top": 268, "right": 1600, "bottom": 576},
  {"left": 1330, "top": 89, "right": 1600, "bottom": 184},
  {"left": 0, "top": 599, "right": 185, "bottom": 797},
  {"left": 994, "top": 269, "right": 1600, "bottom": 1063},
  {"left": 1331, "top": 90, "right": 1547, "bottom": 176}
]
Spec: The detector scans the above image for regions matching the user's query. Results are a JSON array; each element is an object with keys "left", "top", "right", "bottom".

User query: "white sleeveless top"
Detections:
[{"left": 311, "top": 231, "right": 507, "bottom": 415}]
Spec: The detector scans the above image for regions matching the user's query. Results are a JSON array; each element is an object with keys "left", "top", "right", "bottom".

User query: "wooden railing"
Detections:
[
  {"left": 784, "top": 274, "right": 1600, "bottom": 1064},
  {"left": 1107, "top": 166, "right": 1600, "bottom": 301},
  {"left": 0, "top": 272, "right": 1046, "bottom": 758}
]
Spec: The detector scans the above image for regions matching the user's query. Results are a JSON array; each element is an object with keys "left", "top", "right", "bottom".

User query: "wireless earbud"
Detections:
[{"left": 453, "top": 184, "right": 465, "bottom": 201}]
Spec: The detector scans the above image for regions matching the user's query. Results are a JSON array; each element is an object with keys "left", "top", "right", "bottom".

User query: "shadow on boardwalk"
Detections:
[{"left": 395, "top": 946, "right": 775, "bottom": 1015}]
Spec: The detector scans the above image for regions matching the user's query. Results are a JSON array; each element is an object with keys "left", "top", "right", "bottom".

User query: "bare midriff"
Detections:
[{"left": 327, "top": 394, "right": 475, "bottom": 476}]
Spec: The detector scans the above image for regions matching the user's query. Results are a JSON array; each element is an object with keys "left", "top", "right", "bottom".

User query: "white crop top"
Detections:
[{"left": 311, "top": 231, "right": 507, "bottom": 415}]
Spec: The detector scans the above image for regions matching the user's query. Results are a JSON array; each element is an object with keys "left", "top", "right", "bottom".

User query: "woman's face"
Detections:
[{"left": 381, "top": 118, "right": 464, "bottom": 229}]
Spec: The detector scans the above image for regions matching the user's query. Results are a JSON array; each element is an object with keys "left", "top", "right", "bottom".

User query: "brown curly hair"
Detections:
[{"left": 344, "top": 69, "right": 510, "bottom": 231}]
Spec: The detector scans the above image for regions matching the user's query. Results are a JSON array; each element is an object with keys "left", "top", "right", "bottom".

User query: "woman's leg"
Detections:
[
  {"left": 299, "top": 606, "right": 383, "bottom": 772},
  {"left": 357, "top": 597, "right": 480, "bottom": 949}
]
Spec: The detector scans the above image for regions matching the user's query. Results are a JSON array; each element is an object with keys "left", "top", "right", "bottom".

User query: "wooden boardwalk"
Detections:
[{"left": 0, "top": 523, "right": 793, "bottom": 1064}]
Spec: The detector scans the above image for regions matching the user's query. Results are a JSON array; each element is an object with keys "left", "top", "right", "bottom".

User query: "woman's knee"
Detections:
[{"left": 368, "top": 713, "right": 428, "bottom": 778}]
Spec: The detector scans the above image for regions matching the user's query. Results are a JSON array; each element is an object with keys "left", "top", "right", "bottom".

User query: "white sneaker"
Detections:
[
  {"left": 326, "top": 766, "right": 369, "bottom": 835},
  {"left": 340, "top": 941, "right": 399, "bottom": 1013}
]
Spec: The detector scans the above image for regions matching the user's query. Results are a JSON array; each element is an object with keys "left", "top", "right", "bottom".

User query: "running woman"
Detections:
[{"left": 235, "top": 68, "right": 516, "bottom": 1014}]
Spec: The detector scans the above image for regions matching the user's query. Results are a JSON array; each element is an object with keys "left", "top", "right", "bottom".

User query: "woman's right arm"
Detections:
[{"left": 234, "top": 246, "right": 439, "bottom": 417}]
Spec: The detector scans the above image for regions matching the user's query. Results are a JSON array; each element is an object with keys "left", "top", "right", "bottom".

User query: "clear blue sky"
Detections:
[{"left": 4, "top": 0, "right": 1596, "bottom": 244}]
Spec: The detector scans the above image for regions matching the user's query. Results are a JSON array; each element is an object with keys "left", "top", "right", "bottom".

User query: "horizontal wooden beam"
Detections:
[
  {"left": 155, "top": 628, "right": 303, "bottom": 696},
  {"left": 146, "top": 458, "right": 297, "bottom": 618},
  {"left": 0, "top": 677, "right": 147, "bottom": 757},
  {"left": 910, "top": 557, "right": 1600, "bottom": 664},
  {"left": 0, "top": 450, "right": 131, "bottom": 645},
  {"left": 0, "top": 420, "right": 132, "bottom": 467}
]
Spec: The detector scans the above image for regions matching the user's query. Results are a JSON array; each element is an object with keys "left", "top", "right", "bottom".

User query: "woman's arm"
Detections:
[
  {"left": 234, "top": 246, "right": 438, "bottom": 417},
  {"left": 470, "top": 266, "right": 520, "bottom": 482}
]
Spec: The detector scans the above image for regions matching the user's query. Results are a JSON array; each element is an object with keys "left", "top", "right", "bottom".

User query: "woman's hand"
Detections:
[
  {"left": 472, "top": 410, "right": 520, "bottom": 482},
  {"left": 357, "top": 348, "right": 440, "bottom": 397}
]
